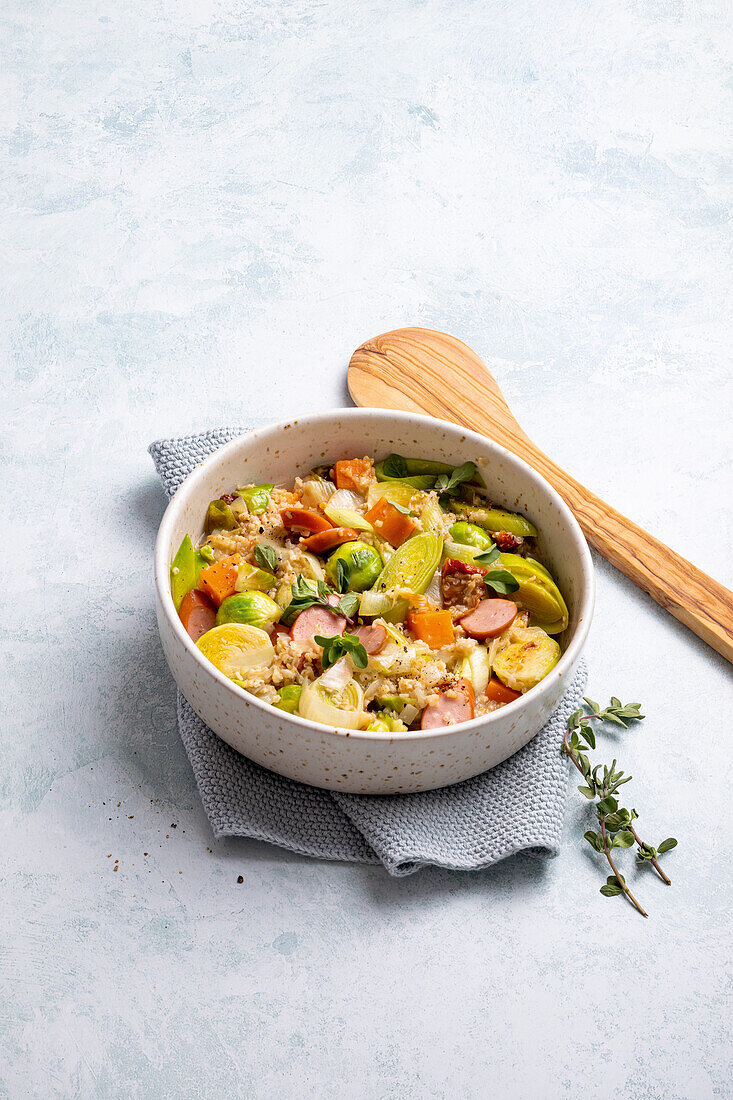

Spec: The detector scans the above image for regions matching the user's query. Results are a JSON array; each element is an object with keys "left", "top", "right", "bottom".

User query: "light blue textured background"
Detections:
[{"left": 3, "top": 1, "right": 732, "bottom": 1097}]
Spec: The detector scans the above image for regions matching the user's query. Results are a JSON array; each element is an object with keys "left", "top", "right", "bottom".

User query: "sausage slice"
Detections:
[
  {"left": 458, "top": 599, "right": 517, "bottom": 640},
  {"left": 353, "top": 623, "right": 388, "bottom": 655},
  {"left": 421, "top": 678, "right": 476, "bottom": 730},
  {"left": 179, "top": 589, "right": 217, "bottom": 643},
  {"left": 290, "top": 605, "right": 346, "bottom": 641}
]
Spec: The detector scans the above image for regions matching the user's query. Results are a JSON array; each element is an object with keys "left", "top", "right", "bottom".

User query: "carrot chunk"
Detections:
[
  {"left": 280, "top": 507, "right": 333, "bottom": 534},
  {"left": 485, "top": 677, "right": 522, "bottom": 705},
  {"left": 198, "top": 555, "right": 239, "bottom": 607},
  {"left": 365, "top": 497, "right": 419, "bottom": 547},
  {"left": 300, "top": 527, "right": 360, "bottom": 553},
  {"left": 333, "top": 458, "right": 373, "bottom": 492},
  {"left": 406, "top": 609, "right": 455, "bottom": 648}
]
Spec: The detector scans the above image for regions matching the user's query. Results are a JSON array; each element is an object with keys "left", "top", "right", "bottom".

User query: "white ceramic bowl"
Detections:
[{"left": 155, "top": 409, "right": 594, "bottom": 794}]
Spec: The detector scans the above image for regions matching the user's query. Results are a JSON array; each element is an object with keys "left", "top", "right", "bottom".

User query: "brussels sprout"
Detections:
[
  {"left": 235, "top": 562, "right": 276, "bottom": 592},
  {"left": 366, "top": 711, "right": 408, "bottom": 733},
  {"left": 498, "top": 554, "right": 569, "bottom": 633},
  {"left": 448, "top": 521, "right": 495, "bottom": 551},
  {"left": 204, "top": 499, "right": 238, "bottom": 533},
  {"left": 452, "top": 502, "right": 537, "bottom": 537},
  {"left": 197, "top": 623, "right": 275, "bottom": 679},
  {"left": 492, "top": 628, "right": 560, "bottom": 693},
  {"left": 325, "top": 541, "right": 383, "bottom": 592},
  {"left": 216, "top": 592, "right": 281, "bottom": 630},
  {"left": 236, "top": 484, "right": 274, "bottom": 515},
  {"left": 274, "top": 685, "right": 302, "bottom": 714}
]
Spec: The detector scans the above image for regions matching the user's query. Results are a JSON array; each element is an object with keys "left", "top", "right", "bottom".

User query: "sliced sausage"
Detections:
[
  {"left": 280, "top": 507, "right": 333, "bottom": 535},
  {"left": 179, "top": 589, "right": 217, "bottom": 642},
  {"left": 353, "top": 623, "right": 388, "bottom": 655},
  {"left": 290, "top": 605, "right": 346, "bottom": 641},
  {"left": 459, "top": 599, "right": 517, "bottom": 640},
  {"left": 421, "top": 678, "right": 475, "bottom": 730},
  {"left": 299, "top": 527, "right": 360, "bottom": 553}
]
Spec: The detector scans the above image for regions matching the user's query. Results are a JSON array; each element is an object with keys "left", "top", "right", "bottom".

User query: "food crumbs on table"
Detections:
[{"left": 237, "top": 875, "right": 244, "bottom": 883}]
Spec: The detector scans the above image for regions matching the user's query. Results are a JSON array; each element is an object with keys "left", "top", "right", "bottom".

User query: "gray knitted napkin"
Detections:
[{"left": 150, "top": 428, "right": 586, "bottom": 876}]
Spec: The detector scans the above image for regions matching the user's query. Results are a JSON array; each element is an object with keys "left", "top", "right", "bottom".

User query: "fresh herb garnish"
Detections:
[
  {"left": 474, "top": 545, "right": 500, "bottom": 566},
  {"left": 335, "top": 558, "right": 351, "bottom": 593},
  {"left": 389, "top": 500, "right": 413, "bottom": 515},
  {"left": 435, "top": 461, "right": 476, "bottom": 507},
  {"left": 563, "top": 696, "right": 677, "bottom": 918},
  {"left": 315, "top": 632, "right": 369, "bottom": 670},
  {"left": 280, "top": 576, "right": 330, "bottom": 626},
  {"left": 381, "top": 453, "right": 409, "bottom": 479},
  {"left": 254, "top": 544, "right": 277, "bottom": 573},
  {"left": 482, "top": 568, "right": 519, "bottom": 595},
  {"left": 336, "top": 592, "right": 361, "bottom": 619}
]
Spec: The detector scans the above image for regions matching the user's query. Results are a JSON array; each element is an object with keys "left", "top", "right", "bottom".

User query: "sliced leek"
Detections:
[
  {"left": 366, "top": 481, "right": 426, "bottom": 511},
  {"left": 460, "top": 646, "right": 491, "bottom": 696},
  {"left": 323, "top": 503, "right": 374, "bottom": 532},
  {"left": 298, "top": 674, "right": 364, "bottom": 730},
  {"left": 362, "top": 532, "right": 442, "bottom": 622},
  {"left": 452, "top": 502, "right": 538, "bottom": 537}
]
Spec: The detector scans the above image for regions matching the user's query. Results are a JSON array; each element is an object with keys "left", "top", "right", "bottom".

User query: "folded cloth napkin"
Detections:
[{"left": 150, "top": 428, "right": 586, "bottom": 876}]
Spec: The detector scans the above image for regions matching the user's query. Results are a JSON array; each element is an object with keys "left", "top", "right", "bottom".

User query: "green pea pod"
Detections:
[
  {"left": 448, "top": 521, "right": 495, "bottom": 551},
  {"left": 373, "top": 463, "right": 437, "bottom": 489},
  {"left": 452, "top": 502, "right": 538, "bottom": 537},
  {"left": 204, "top": 499, "right": 237, "bottom": 533},
  {"left": 274, "top": 685, "right": 302, "bottom": 714},
  {"left": 237, "top": 484, "right": 274, "bottom": 515},
  {"left": 170, "top": 535, "right": 197, "bottom": 610}
]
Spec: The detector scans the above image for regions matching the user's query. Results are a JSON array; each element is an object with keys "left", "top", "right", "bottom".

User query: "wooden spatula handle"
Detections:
[
  {"left": 348, "top": 327, "right": 733, "bottom": 662},
  {"left": 516, "top": 439, "right": 733, "bottom": 662}
]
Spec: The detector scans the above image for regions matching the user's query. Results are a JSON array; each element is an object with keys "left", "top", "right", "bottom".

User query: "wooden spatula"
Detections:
[{"left": 348, "top": 326, "right": 733, "bottom": 662}]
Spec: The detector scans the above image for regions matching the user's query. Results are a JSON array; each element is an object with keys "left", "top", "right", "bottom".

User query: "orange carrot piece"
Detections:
[
  {"left": 300, "top": 527, "right": 360, "bottom": 553},
  {"left": 485, "top": 677, "right": 522, "bottom": 705},
  {"left": 333, "top": 458, "right": 373, "bottom": 492},
  {"left": 365, "top": 497, "right": 419, "bottom": 547},
  {"left": 280, "top": 507, "right": 333, "bottom": 534},
  {"left": 406, "top": 609, "right": 455, "bottom": 648},
  {"left": 198, "top": 555, "right": 239, "bottom": 607}
]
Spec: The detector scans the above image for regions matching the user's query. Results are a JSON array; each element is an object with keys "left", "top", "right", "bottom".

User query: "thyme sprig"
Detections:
[{"left": 563, "top": 696, "right": 677, "bottom": 917}]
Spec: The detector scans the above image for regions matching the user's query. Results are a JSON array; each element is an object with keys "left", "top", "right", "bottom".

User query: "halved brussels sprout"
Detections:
[
  {"left": 236, "top": 484, "right": 274, "bottom": 515},
  {"left": 204, "top": 499, "right": 237, "bottom": 533},
  {"left": 452, "top": 502, "right": 537, "bottom": 537},
  {"left": 325, "top": 541, "right": 383, "bottom": 592},
  {"left": 449, "top": 521, "right": 495, "bottom": 551},
  {"left": 216, "top": 592, "right": 282, "bottom": 630},
  {"left": 235, "top": 563, "right": 276, "bottom": 592},
  {"left": 361, "top": 532, "right": 442, "bottom": 622},
  {"left": 366, "top": 712, "right": 408, "bottom": 733},
  {"left": 273, "top": 684, "right": 302, "bottom": 714},
  {"left": 197, "top": 623, "right": 275, "bottom": 679},
  {"left": 492, "top": 627, "right": 560, "bottom": 692},
  {"left": 298, "top": 675, "right": 364, "bottom": 729},
  {"left": 498, "top": 554, "right": 569, "bottom": 633}
]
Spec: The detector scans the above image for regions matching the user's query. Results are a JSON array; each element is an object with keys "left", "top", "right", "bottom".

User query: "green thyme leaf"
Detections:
[
  {"left": 381, "top": 453, "right": 409, "bottom": 479},
  {"left": 483, "top": 569, "right": 520, "bottom": 596},
  {"left": 254, "top": 544, "right": 277, "bottom": 573},
  {"left": 315, "top": 632, "right": 369, "bottom": 671},
  {"left": 657, "top": 838, "right": 678, "bottom": 854},
  {"left": 474, "top": 546, "right": 500, "bottom": 566}
]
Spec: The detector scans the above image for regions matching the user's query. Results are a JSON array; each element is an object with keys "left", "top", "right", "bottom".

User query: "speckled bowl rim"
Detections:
[{"left": 154, "top": 408, "right": 594, "bottom": 742}]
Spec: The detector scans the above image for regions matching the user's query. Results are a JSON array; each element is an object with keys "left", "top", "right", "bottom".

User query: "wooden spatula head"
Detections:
[
  {"left": 347, "top": 326, "right": 733, "bottom": 663},
  {"left": 348, "top": 327, "right": 529, "bottom": 449}
]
